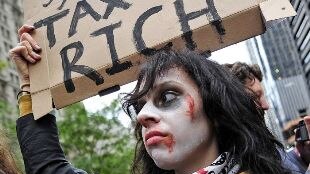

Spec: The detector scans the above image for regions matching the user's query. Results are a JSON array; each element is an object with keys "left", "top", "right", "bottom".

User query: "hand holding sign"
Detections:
[{"left": 9, "top": 25, "right": 42, "bottom": 91}]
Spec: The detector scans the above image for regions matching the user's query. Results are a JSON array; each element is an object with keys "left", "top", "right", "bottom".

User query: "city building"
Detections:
[
  {"left": 247, "top": 37, "right": 286, "bottom": 142},
  {"left": 246, "top": 18, "right": 310, "bottom": 128},
  {"left": 0, "top": 0, "right": 22, "bottom": 105},
  {"left": 288, "top": 0, "right": 310, "bottom": 87},
  {"left": 260, "top": 20, "right": 304, "bottom": 80}
]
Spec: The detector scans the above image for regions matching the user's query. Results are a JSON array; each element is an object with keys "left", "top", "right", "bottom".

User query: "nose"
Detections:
[
  {"left": 259, "top": 97, "right": 269, "bottom": 111},
  {"left": 137, "top": 102, "right": 160, "bottom": 128}
]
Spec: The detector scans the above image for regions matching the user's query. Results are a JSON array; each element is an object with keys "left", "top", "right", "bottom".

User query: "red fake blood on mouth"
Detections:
[
  {"left": 162, "top": 134, "right": 175, "bottom": 153},
  {"left": 186, "top": 95, "right": 195, "bottom": 120},
  {"left": 197, "top": 169, "right": 208, "bottom": 174}
]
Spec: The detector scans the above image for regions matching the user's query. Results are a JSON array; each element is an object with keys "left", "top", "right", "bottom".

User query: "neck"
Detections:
[{"left": 174, "top": 136, "right": 219, "bottom": 174}]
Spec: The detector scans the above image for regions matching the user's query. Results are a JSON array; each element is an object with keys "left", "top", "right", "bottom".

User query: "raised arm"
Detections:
[{"left": 9, "top": 24, "right": 87, "bottom": 174}]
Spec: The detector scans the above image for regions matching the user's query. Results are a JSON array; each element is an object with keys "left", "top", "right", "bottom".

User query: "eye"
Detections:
[
  {"left": 158, "top": 91, "right": 178, "bottom": 107},
  {"left": 255, "top": 92, "right": 262, "bottom": 100}
]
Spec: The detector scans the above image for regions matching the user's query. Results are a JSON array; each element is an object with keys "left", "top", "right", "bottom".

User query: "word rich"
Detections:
[{"left": 34, "top": 0, "right": 225, "bottom": 93}]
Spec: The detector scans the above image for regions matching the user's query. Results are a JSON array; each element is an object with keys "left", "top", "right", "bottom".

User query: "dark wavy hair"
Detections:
[
  {"left": 0, "top": 130, "right": 21, "bottom": 174},
  {"left": 122, "top": 50, "right": 290, "bottom": 174},
  {"left": 224, "top": 62, "right": 263, "bottom": 84}
]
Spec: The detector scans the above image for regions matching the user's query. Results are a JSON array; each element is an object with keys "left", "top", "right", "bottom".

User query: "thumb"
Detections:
[{"left": 304, "top": 116, "right": 310, "bottom": 136}]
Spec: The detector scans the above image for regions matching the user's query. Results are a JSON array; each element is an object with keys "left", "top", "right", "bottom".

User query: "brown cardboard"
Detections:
[{"left": 23, "top": 0, "right": 296, "bottom": 119}]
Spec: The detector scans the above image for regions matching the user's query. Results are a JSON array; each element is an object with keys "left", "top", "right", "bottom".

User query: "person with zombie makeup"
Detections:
[
  {"left": 122, "top": 51, "right": 294, "bottom": 174},
  {"left": 225, "top": 62, "right": 310, "bottom": 174},
  {"left": 10, "top": 24, "right": 292, "bottom": 174}
]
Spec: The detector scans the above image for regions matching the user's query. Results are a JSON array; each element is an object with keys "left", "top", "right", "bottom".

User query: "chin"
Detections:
[
  {"left": 153, "top": 158, "right": 175, "bottom": 170},
  {"left": 149, "top": 149, "right": 182, "bottom": 170}
]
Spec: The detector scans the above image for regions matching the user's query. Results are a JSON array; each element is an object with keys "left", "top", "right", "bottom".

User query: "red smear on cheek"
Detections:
[
  {"left": 162, "top": 134, "right": 175, "bottom": 153},
  {"left": 186, "top": 95, "right": 195, "bottom": 120}
]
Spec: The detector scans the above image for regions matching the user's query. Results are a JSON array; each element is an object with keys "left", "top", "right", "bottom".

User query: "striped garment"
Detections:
[{"left": 192, "top": 152, "right": 240, "bottom": 174}]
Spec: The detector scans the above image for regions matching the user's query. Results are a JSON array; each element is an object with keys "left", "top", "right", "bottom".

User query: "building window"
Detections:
[
  {"left": 4, "top": 42, "right": 8, "bottom": 51},
  {"left": 0, "top": 0, "right": 4, "bottom": 8},
  {"left": 6, "top": 30, "right": 10, "bottom": 39},
  {"left": 3, "top": 15, "right": 7, "bottom": 24},
  {"left": 0, "top": 26, "right": 4, "bottom": 36},
  {"left": 13, "top": 88, "right": 18, "bottom": 98},
  {"left": 304, "top": 53, "right": 310, "bottom": 64},
  {"left": 300, "top": 31, "right": 310, "bottom": 50},
  {"left": 1, "top": 28, "right": 11, "bottom": 40},
  {"left": 15, "top": 22, "right": 20, "bottom": 34},
  {"left": 10, "top": 73, "right": 14, "bottom": 83},
  {"left": 3, "top": 42, "right": 13, "bottom": 52},
  {"left": 15, "top": 76, "right": 19, "bottom": 84}
]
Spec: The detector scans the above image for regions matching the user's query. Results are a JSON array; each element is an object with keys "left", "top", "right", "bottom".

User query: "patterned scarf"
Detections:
[{"left": 192, "top": 152, "right": 240, "bottom": 174}]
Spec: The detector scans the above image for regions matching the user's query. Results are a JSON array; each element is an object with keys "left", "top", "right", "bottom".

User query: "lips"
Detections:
[{"left": 145, "top": 130, "right": 167, "bottom": 146}]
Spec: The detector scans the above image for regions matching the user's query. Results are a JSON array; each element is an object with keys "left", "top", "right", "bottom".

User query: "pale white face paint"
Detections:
[{"left": 137, "top": 68, "right": 219, "bottom": 174}]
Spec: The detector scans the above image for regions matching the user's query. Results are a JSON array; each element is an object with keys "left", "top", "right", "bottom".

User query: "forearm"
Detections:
[
  {"left": 17, "top": 114, "right": 71, "bottom": 174},
  {"left": 16, "top": 95, "right": 86, "bottom": 174},
  {"left": 13, "top": 24, "right": 86, "bottom": 174}
]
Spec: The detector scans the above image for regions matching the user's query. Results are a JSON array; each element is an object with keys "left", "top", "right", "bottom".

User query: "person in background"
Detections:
[
  {"left": 225, "top": 62, "right": 310, "bottom": 173},
  {"left": 0, "top": 130, "right": 21, "bottom": 174},
  {"left": 224, "top": 63, "right": 283, "bottom": 140},
  {"left": 9, "top": 24, "right": 293, "bottom": 174}
]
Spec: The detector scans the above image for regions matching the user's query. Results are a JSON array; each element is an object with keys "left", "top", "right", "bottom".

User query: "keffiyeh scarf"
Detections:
[{"left": 192, "top": 152, "right": 240, "bottom": 174}]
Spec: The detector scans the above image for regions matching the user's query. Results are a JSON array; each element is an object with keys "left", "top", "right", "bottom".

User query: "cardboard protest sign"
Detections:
[{"left": 23, "top": 0, "right": 296, "bottom": 119}]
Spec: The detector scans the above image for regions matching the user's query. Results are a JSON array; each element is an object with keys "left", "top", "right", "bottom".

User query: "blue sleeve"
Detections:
[
  {"left": 16, "top": 114, "right": 87, "bottom": 174},
  {"left": 280, "top": 148, "right": 307, "bottom": 174}
]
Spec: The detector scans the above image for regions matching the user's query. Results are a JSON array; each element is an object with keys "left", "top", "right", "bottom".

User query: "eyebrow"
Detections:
[
  {"left": 153, "top": 80, "right": 182, "bottom": 90},
  {"left": 138, "top": 80, "right": 182, "bottom": 102},
  {"left": 145, "top": 81, "right": 182, "bottom": 99}
]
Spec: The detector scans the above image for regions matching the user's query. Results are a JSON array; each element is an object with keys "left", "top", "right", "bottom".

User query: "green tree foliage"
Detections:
[
  {"left": 0, "top": 59, "right": 7, "bottom": 71},
  {"left": 0, "top": 99, "right": 16, "bottom": 130},
  {"left": 0, "top": 59, "right": 17, "bottom": 139},
  {"left": 0, "top": 59, "right": 25, "bottom": 173},
  {"left": 58, "top": 100, "right": 135, "bottom": 174}
]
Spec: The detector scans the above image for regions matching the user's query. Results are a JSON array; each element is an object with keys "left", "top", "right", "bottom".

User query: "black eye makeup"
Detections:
[
  {"left": 157, "top": 90, "right": 179, "bottom": 107},
  {"left": 132, "top": 82, "right": 183, "bottom": 115}
]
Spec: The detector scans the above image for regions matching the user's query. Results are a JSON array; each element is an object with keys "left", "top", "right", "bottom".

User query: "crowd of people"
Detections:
[{"left": 0, "top": 24, "right": 309, "bottom": 174}]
